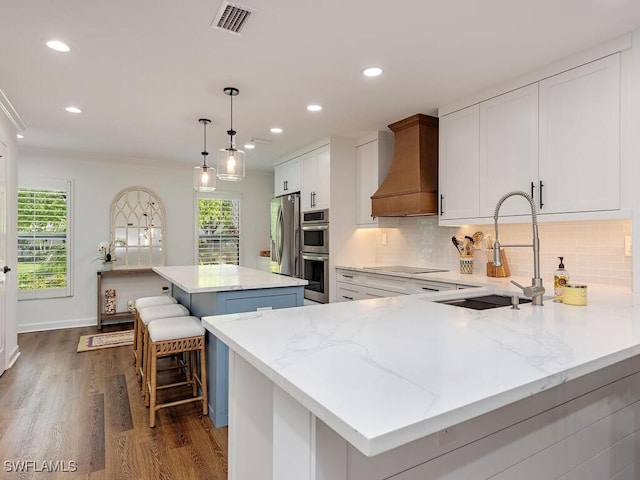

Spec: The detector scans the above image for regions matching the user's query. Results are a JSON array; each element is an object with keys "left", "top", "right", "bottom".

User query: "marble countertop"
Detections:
[
  {"left": 203, "top": 276, "right": 640, "bottom": 457},
  {"left": 153, "top": 265, "right": 307, "bottom": 293}
]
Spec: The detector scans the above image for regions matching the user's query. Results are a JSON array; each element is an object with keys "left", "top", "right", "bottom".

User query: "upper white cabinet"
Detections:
[
  {"left": 439, "top": 104, "right": 480, "bottom": 221},
  {"left": 479, "top": 83, "right": 539, "bottom": 217},
  {"left": 274, "top": 156, "right": 302, "bottom": 197},
  {"left": 538, "top": 54, "right": 620, "bottom": 214},
  {"left": 439, "top": 53, "right": 621, "bottom": 225},
  {"left": 355, "top": 132, "right": 393, "bottom": 226},
  {"left": 301, "top": 145, "right": 330, "bottom": 212}
]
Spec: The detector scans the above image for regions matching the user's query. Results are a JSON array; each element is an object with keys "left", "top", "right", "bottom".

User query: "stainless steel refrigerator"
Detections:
[{"left": 270, "top": 193, "right": 301, "bottom": 277}]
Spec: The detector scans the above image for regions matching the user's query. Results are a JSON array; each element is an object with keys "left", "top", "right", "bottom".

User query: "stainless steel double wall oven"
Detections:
[{"left": 301, "top": 209, "right": 329, "bottom": 303}]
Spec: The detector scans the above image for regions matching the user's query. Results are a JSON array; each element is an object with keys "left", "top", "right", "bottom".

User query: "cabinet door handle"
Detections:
[
  {"left": 342, "top": 274, "right": 354, "bottom": 279},
  {"left": 539, "top": 181, "right": 544, "bottom": 209},
  {"left": 530, "top": 181, "right": 535, "bottom": 199},
  {"left": 342, "top": 296, "right": 354, "bottom": 301},
  {"left": 440, "top": 194, "right": 444, "bottom": 216},
  {"left": 421, "top": 286, "right": 439, "bottom": 291}
]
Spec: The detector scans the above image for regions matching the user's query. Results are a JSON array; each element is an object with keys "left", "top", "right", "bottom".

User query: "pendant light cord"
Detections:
[{"left": 200, "top": 118, "right": 210, "bottom": 167}]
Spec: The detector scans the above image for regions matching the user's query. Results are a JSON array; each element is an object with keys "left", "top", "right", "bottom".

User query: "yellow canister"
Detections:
[{"left": 563, "top": 284, "right": 587, "bottom": 306}]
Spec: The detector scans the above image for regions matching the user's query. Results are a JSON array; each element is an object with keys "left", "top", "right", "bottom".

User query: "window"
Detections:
[
  {"left": 197, "top": 193, "right": 241, "bottom": 265},
  {"left": 17, "top": 180, "right": 73, "bottom": 299}
]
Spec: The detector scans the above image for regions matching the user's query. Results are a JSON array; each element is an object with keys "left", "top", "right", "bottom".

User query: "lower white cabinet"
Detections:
[
  {"left": 335, "top": 268, "right": 471, "bottom": 302},
  {"left": 336, "top": 283, "right": 405, "bottom": 302}
]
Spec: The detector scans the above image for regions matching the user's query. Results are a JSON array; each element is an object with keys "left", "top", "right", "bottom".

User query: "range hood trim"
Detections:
[{"left": 371, "top": 113, "right": 439, "bottom": 217}]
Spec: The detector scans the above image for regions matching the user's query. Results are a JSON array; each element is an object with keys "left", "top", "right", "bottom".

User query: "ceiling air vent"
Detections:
[{"left": 211, "top": 2, "right": 253, "bottom": 35}]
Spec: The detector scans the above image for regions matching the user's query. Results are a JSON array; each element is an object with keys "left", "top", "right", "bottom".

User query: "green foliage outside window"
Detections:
[
  {"left": 198, "top": 198, "right": 240, "bottom": 265},
  {"left": 17, "top": 188, "right": 68, "bottom": 291}
]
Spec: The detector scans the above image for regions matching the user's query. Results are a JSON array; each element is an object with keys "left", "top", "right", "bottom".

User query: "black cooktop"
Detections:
[{"left": 364, "top": 266, "right": 449, "bottom": 274}]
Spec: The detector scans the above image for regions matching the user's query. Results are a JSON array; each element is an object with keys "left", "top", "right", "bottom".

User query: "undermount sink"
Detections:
[{"left": 436, "top": 294, "right": 532, "bottom": 310}]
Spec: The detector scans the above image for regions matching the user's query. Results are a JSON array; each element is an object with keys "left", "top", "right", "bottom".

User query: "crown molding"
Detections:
[{"left": 0, "top": 87, "right": 26, "bottom": 132}]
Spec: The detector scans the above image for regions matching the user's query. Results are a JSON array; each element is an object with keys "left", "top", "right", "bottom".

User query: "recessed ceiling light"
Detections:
[
  {"left": 362, "top": 66, "right": 383, "bottom": 77},
  {"left": 244, "top": 143, "right": 255, "bottom": 149},
  {"left": 65, "top": 106, "right": 82, "bottom": 114},
  {"left": 270, "top": 127, "right": 283, "bottom": 134},
  {"left": 46, "top": 40, "right": 70, "bottom": 52},
  {"left": 16, "top": 134, "right": 24, "bottom": 139},
  {"left": 307, "top": 104, "right": 322, "bottom": 112}
]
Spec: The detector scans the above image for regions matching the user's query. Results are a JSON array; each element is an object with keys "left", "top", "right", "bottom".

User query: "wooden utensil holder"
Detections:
[{"left": 486, "top": 249, "right": 510, "bottom": 277}]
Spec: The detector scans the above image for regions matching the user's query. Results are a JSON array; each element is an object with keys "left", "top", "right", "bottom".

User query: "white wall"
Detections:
[
  {"left": 17, "top": 147, "right": 273, "bottom": 332},
  {"left": 372, "top": 217, "right": 632, "bottom": 287}
]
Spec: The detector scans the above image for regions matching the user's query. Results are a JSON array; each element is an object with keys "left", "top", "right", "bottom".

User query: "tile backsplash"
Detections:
[{"left": 374, "top": 217, "right": 632, "bottom": 288}]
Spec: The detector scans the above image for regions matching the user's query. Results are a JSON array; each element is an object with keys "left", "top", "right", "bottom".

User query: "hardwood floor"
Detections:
[{"left": 0, "top": 325, "right": 228, "bottom": 479}]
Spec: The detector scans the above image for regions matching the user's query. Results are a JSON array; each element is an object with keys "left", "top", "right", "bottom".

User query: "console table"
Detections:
[{"left": 96, "top": 268, "right": 159, "bottom": 329}]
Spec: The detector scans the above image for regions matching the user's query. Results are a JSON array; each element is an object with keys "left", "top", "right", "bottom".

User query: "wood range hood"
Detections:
[{"left": 371, "top": 113, "right": 439, "bottom": 217}]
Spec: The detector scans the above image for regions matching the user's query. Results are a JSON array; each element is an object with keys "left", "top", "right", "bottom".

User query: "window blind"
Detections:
[
  {"left": 17, "top": 187, "right": 69, "bottom": 294},
  {"left": 197, "top": 198, "right": 241, "bottom": 265}
]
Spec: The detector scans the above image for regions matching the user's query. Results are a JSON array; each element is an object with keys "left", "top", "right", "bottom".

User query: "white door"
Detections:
[
  {"left": 0, "top": 140, "right": 7, "bottom": 376},
  {"left": 539, "top": 54, "right": 620, "bottom": 214},
  {"left": 313, "top": 145, "right": 330, "bottom": 210},
  {"left": 301, "top": 152, "right": 315, "bottom": 212},
  {"left": 479, "top": 83, "right": 539, "bottom": 217},
  {"left": 439, "top": 104, "right": 480, "bottom": 221}
]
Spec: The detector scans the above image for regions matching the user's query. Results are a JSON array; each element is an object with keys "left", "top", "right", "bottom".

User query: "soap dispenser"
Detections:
[{"left": 554, "top": 257, "right": 569, "bottom": 303}]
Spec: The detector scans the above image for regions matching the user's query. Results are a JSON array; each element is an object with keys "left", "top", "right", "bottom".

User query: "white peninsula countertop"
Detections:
[
  {"left": 152, "top": 264, "right": 307, "bottom": 293},
  {"left": 203, "top": 280, "right": 640, "bottom": 458}
]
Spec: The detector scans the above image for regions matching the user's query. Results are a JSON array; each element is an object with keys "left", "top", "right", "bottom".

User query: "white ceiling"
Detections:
[{"left": 1, "top": 0, "right": 640, "bottom": 171}]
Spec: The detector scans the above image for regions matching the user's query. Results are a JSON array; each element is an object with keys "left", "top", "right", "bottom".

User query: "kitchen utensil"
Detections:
[
  {"left": 472, "top": 231, "right": 484, "bottom": 245},
  {"left": 451, "top": 236, "right": 463, "bottom": 254},
  {"left": 464, "top": 236, "right": 474, "bottom": 255}
]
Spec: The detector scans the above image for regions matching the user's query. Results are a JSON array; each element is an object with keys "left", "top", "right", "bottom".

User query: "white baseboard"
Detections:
[
  {"left": 7, "top": 345, "right": 20, "bottom": 369},
  {"left": 17, "top": 316, "right": 98, "bottom": 333}
]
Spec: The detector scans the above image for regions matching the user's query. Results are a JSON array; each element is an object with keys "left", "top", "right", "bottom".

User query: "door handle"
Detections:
[
  {"left": 539, "top": 181, "right": 544, "bottom": 209},
  {"left": 440, "top": 194, "right": 444, "bottom": 216},
  {"left": 3, "top": 266, "right": 10, "bottom": 273}
]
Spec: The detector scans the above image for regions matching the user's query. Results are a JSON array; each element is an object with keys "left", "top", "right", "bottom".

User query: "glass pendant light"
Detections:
[
  {"left": 217, "top": 87, "right": 245, "bottom": 181},
  {"left": 194, "top": 118, "right": 216, "bottom": 192}
]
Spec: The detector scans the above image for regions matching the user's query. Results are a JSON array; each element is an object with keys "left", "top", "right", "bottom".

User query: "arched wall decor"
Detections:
[{"left": 110, "top": 186, "right": 165, "bottom": 267}]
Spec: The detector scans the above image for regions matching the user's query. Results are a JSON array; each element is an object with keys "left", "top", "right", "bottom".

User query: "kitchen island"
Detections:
[
  {"left": 203, "top": 279, "right": 640, "bottom": 479},
  {"left": 153, "top": 264, "right": 307, "bottom": 427}
]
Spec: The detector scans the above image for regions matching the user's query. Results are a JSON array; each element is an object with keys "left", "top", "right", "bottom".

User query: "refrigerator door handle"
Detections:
[{"left": 277, "top": 207, "right": 285, "bottom": 265}]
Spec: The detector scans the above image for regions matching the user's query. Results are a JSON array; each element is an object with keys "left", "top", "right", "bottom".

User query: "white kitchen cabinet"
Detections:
[
  {"left": 274, "top": 156, "right": 302, "bottom": 196},
  {"left": 301, "top": 145, "right": 330, "bottom": 212},
  {"left": 335, "top": 283, "right": 404, "bottom": 302},
  {"left": 479, "top": 83, "right": 539, "bottom": 217},
  {"left": 335, "top": 268, "right": 410, "bottom": 302},
  {"left": 438, "top": 105, "right": 480, "bottom": 221},
  {"left": 336, "top": 282, "right": 362, "bottom": 302},
  {"left": 439, "top": 53, "right": 621, "bottom": 225},
  {"left": 335, "top": 268, "right": 470, "bottom": 303},
  {"left": 538, "top": 54, "right": 620, "bottom": 214},
  {"left": 356, "top": 132, "right": 394, "bottom": 226},
  {"left": 411, "top": 278, "right": 460, "bottom": 293}
]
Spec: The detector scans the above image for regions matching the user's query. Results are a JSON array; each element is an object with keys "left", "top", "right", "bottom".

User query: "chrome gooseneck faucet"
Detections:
[{"left": 493, "top": 190, "right": 545, "bottom": 306}]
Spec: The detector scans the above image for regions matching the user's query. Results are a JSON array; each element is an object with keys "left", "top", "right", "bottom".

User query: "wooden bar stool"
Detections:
[
  {"left": 133, "top": 296, "right": 177, "bottom": 368},
  {"left": 136, "top": 303, "right": 190, "bottom": 386},
  {"left": 146, "top": 316, "right": 208, "bottom": 427}
]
